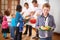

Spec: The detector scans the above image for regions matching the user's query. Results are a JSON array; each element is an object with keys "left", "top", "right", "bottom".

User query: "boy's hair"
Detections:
[
  {"left": 24, "top": 2, "right": 29, "bottom": 6},
  {"left": 4, "top": 10, "right": 10, "bottom": 16},
  {"left": 42, "top": 3, "right": 50, "bottom": 9},
  {"left": 32, "top": 0, "right": 37, "bottom": 3},
  {"left": 16, "top": 5, "right": 22, "bottom": 12},
  {"left": 11, "top": 14, "right": 15, "bottom": 17}
]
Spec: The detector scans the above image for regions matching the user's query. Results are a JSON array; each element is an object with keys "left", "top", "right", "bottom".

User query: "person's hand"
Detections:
[
  {"left": 36, "top": 13, "right": 40, "bottom": 16},
  {"left": 22, "top": 12, "right": 24, "bottom": 15},
  {"left": 51, "top": 27, "right": 54, "bottom": 31},
  {"left": 25, "top": 16, "right": 30, "bottom": 19}
]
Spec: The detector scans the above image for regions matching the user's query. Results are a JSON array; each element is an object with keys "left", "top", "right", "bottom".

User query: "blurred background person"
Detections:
[
  {"left": 30, "top": 0, "right": 42, "bottom": 39},
  {"left": 22, "top": 2, "right": 32, "bottom": 36}
]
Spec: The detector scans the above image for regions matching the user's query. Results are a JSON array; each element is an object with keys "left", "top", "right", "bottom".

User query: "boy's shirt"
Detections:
[
  {"left": 39, "top": 17, "right": 49, "bottom": 38},
  {"left": 11, "top": 18, "right": 16, "bottom": 27},
  {"left": 6, "top": 16, "right": 12, "bottom": 26},
  {"left": 15, "top": 11, "right": 24, "bottom": 32},
  {"left": 22, "top": 7, "right": 31, "bottom": 19}
]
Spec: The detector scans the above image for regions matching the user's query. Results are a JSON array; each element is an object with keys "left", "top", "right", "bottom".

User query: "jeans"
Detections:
[
  {"left": 3, "top": 33, "right": 7, "bottom": 38},
  {"left": 10, "top": 26, "right": 16, "bottom": 38},
  {"left": 40, "top": 37, "right": 52, "bottom": 40}
]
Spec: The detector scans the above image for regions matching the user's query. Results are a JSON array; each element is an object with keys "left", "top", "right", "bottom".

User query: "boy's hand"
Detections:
[
  {"left": 35, "top": 26, "right": 40, "bottom": 30},
  {"left": 51, "top": 27, "right": 54, "bottom": 31}
]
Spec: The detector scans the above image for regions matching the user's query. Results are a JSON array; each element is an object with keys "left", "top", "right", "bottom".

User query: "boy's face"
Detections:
[
  {"left": 42, "top": 7, "right": 50, "bottom": 14},
  {"left": 13, "top": 15, "right": 15, "bottom": 18},
  {"left": 24, "top": 4, "right": 29, "bottom": 8}
]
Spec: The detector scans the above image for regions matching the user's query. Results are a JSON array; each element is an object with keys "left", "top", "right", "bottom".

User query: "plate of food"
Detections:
[
  {"left": 24, "top": 16, "right": 30, "bottom": 24},
  {"left": 25, "top": 16, "right": 30, "bottom": 19},
  {"left": 39, "top": 26, "right": 51, "bottom": 31}
]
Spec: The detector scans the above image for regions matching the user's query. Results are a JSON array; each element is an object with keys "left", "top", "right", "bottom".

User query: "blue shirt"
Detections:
[
  {"left": 11, "top": 18, "right": 16, "bottom": 27},
  {"left": 15, "top": 11, "right": 24, "bottom": 32}
]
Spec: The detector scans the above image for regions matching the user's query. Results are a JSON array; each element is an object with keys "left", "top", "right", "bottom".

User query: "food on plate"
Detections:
[
  {"left": 40, "top": 26, "right": 51, "bottom": 31},
  {"left": 25, "top": 16, "right": 30, "bottom": 19}
]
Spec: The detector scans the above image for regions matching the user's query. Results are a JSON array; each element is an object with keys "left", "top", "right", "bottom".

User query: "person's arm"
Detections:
[
  {"left": 21, "top": 8, "right": 25, "bottom": 15},
  {"left": 51, "top": 16, "right": 56, "bottom": 31},
  {"left": 22, "top": 12, "right": 24, "bottom": 15},
  {"left": 16, "top": 13, "right": 23, "bottom": 27},
  {"left": 15, "top": 12, "right": 19, "bottom": 25},
  {"left": 29, "top": 11, "right": 35, "bottom": 16},
  {"left": 36, "top": 9, "right": 42, "bottom": 16},
  {"left": 19, "top": 13, "right": 24, "bottom": 22},
  {"left": 35, "top": 16, "right": 39, "bottom": 29},
  {"left": 28, "top": 7, "right": 35, "bottom": 17},
  {"left": 19, "top": 14, "right": 24, "bottom": 31}
]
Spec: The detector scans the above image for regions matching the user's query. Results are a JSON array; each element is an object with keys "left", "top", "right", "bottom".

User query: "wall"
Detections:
[{"left": 49, "top": 0, "right": 60, "bottom": 33}]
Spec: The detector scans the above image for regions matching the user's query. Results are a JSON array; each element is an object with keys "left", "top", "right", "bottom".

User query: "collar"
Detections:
[
  {"left": 17, "top": 11, "right": 20, "bottom": 13},
  {"left": 41, "top": 13, "right": 50, "bottom": 18}
]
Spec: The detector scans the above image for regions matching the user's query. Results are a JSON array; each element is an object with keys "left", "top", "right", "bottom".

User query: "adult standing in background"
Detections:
[
  {"left": 31, "top": 0, "right": 42, "bottom": 39},
  {"left": 22, "top": 3, "right": 32, "bottom": 36}
]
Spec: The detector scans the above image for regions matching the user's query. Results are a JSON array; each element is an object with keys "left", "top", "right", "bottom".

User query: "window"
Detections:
[
  {"left": 1, "top": 0, "right": 8, "bottom": 14},
  {"left": 11, "top": 0, "right": 18, "bottom": 14},
  {"left": 1, "top": 0, "right": 18, "bottom": 14}
]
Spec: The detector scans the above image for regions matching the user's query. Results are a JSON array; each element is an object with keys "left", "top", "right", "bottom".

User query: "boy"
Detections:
[
  {"left": 36, "top": 3, "right": 56, "bottom": 40},
  {"left": 15, "top": 5, "right": 24, "bottom": 40},
  {"left": 10, "top": 14, "right": 16, "bottom": 40}
]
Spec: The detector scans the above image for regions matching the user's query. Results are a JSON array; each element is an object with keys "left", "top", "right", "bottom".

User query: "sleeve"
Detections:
[
  {"left": 51, "top": 16, "right": 56, "bottom": 30},
  {"left": 15, "top": 12, "right": 19, "bottom": 25},
  {"left": 29, "top": 7, "right": 35, "bottom": 12},
  {"left": 22, "top": 8, "right": 25, "bottom": 13},
  {"left": 19, "top": 14, "right": 24, "bottom": 22},
  {"left": 15, "top": 12, "right": 23, "bottom": 23},
  {"left": 21, "top": 7, "right": 25, "bottom": 15},
  {"left": 35, "top": 16, "right": 39, "bottom": 29}
]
